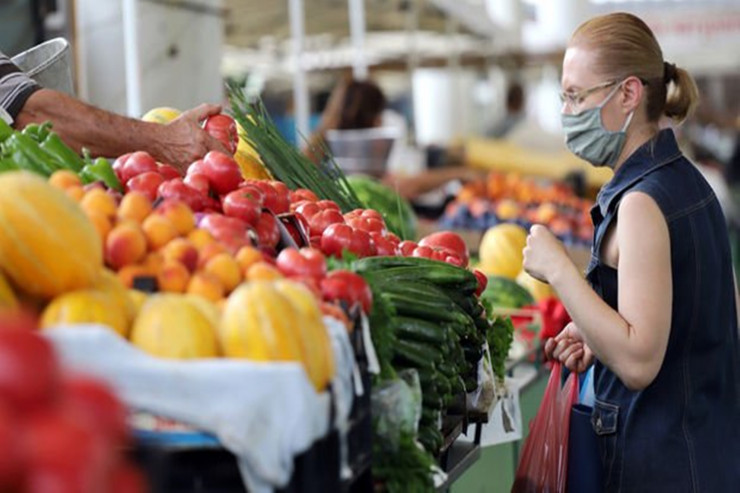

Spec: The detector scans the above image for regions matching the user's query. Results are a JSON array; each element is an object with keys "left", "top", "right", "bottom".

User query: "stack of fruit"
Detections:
[
  {"left": 441, "top": 171, "right": 594, "bottom": 246},
  {"left": 0, "top": 311, "right": 146, "bottom": 492}
]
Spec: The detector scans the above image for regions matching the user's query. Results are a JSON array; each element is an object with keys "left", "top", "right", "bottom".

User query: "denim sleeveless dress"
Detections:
[{"left": 585, "top": 129, "right": 740, "bottom": 492}]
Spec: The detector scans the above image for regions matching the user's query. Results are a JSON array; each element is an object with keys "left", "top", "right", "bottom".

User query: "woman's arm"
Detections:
[
  {"left": 525, "top": 191, "right": 673, "bottom": 390},
  {"left": 14, "top": 89, "right": 226, "bottom": 170}
]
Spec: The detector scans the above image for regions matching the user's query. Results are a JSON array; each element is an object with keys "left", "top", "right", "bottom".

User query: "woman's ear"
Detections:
[{"left": 621, "top": 76, "right": 644, "bottom": 114}]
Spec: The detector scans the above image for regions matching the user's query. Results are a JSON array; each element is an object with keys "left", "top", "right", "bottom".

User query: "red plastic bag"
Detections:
[{"left": 512, "top": 363, "right": 579, "bottom": 493}]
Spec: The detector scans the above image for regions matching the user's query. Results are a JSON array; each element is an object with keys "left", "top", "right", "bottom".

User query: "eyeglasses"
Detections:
[{"left": 559, "top": 80, "right": 619, "bottom": 109}]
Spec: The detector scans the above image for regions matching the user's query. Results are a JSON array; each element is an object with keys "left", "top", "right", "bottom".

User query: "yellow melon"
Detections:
[
  {"left": 0, "top": 270, "right": 18, "bottom": 309},
  {"left": 130, "top": 294, "right": 219, "bottom": 359},
  {"left": 41, "top": 289, "right": 129, "bottom": 337},
  {"left": 478, "top": 223, "right": 528, "bottom": 280},
  {"left": 141, "top": 107, "right": 181, "bottom": 124},
  {"left": 0, "top": 172, "right": 102, "bottom": 299}
]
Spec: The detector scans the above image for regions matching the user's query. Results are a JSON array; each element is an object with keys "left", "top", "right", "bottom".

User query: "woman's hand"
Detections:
[
  {"left": 522, "top": 224, "right": 573, "bottom": 284},
  {"left": 544, "top": 322, "right": 594, "bottom": 373}
]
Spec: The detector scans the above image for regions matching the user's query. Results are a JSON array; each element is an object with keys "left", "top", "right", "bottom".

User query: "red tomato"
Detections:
[
  {"left": 370, "top": 232, "right": 398, "bottom": 256},
  {"left": 255, "top": 212, "right": 280, "bottom": 249},
  {"left": 108, "top": 462, "right": 147, "bottom": 493},
  {"left": 350, "top": 229, "right": 376, "bottom": 258},
  {"left": 203, "top": 114, "right": 238, "bottom": 154},
  {"left": 157, "top": 163, "right": 182, "bottom": 181},
  {"left": 0, "top": 329, "right": 58, "bottom": 412},
  {"left": 418, "top": 231, "right": 469, "bottom": 267},
  {"left": 473, "top": 269, "right": 488, "bottom": 297},
  {"left": 289, "top": 188, "right": 318, "bottom": 204},
  {"left": 183, "top": 173, "right": 211, "bottom": 196},
  {"left": 186, "top": 159, "right": 206, "bottom": 177},
  {"left": 398, "top": 240, "right": 418, "bottom": 257},
  {"left": 248, "top": 181, "right": 287, "bottom": 214},
  {"left": 23, "top": 411, "right": 111, "bottom": 493},
  {"left": 111, "top": 153, "right": 132, "bottom": 183},
  {"left": 200, "top": 214, "right": 249, "bottom": 240},
  {"left": 276, "top": 247, "right": 327, "bottom": 280},
  {"left": 222, "top": 189, "right": 261, "bottom": 226},
  {"left": 310, "top": 209, "right": 345, "bottom": 237},
  {"left": 119, "top": 151, "right": 158, "bottom": 184},
  {"left": 411, "top": 245, "right": 435, "bottom": 259},
  {"left": 236, "top": 184, "right": 265, "bottom": 208},
  {"left": 269, "top": 181, "right": 291, "bottom": 214},
  {"left": 0, "top": 404, "right": 22, "bottom": 489},
  {"left": 346, "top": 215, "right": 386, "bottom": 235},
  {"left": 61, "top": 376, "right": 129, "bottom": 447},
  {"left": 202, "top": 151, "right": 242, "bottom": 195},
  {"left": 320, "top": 223, "right": 354, "bottom": 258},
  {"left": 320, "top": 270, "right": 373, "bottom": 314},
  {"left": 157, "top": 179, "right": 205, "bottom": 212},
  {"left": 316, "top": 200, "right": 341, "bottom": 212},
  {"left": 126, "top": 172, "right": 164, "bottom": 202}
]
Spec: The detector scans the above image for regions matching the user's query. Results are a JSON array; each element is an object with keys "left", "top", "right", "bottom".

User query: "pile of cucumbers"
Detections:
[{"left": 353, "top": 256, "right": 490, "bottom": 453}]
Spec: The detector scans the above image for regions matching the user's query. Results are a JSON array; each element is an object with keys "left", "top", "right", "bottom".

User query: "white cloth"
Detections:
[{"left": 44, "top": 316, "right": 355, "bottom": 493}]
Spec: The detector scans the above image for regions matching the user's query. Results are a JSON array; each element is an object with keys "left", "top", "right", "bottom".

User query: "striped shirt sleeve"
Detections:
[{"left": 0, "top": 51, "right": 41, "bottom": 124}]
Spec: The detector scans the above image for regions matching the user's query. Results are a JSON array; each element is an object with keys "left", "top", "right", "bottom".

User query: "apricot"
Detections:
[
  {"left": 186, "top": 272, "right": 225, "bottom": 302},
  {"left": 49, "top": 169, "right": 81, "bottom": 190},
  {"left": 86, "top": 209, "right": 113, "bottom": 243},
  {"left": 187, "top": 228, "right": 216, "bottom": 251},
  {"left": 105, "top": 222, "right": 147, "bottom": 270},
  {"left": 160, "top": 238, "right": 199, "bottom": 272},
  {"left": 157, "top": 260, "right": 190, "bottom": 293},
  {"left": 203, "top": 253, "right": 242, "bottom": 294},
  {"left": 80, "top": 188, "right": 118, "bottom": 219},
  {"left": 245, "top": 262, "right": 283, "bottom": 282},
  {"left": 118, "top": 191, "right": 153, "bottom": 223},
  {"left": 156, "top": 199, "right": 195, "bottom": 235},
  {"left": 235, "top": 246, "right": 264, "bottom": 275},
  {"left": 142, "top": 214, "right": 178, "bottom": 251}
]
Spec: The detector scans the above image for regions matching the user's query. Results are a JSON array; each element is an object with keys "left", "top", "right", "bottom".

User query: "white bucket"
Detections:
[{"left": 11, "top": 38, "right": 74, "bottom": 96}]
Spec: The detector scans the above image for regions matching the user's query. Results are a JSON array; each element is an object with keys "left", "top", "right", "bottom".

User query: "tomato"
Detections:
[
  {"left": 411, "top": 245, "right": 434, "bottom": 259},
  {"left": 317, "top": 200, "right": 341, "bottom": 212},
  {"left": 276, "top": 247, "right": 327, "bottom": 280},
  {"left": 269, "top": 181, "right": 291, "bottom": 214},
  {"left": 157, "top": 163, "right": 182, "bottom": 180},
  {"left": 398, "top": 240, "right": 418, "bottom": 257},
  {"left": 346, "top": 215, "right": 386, "bottom": 235},
  {"left": 222, "top": 189, "right": 261, "bottom": 226},
  {"left": 289, "top": 188, "right": 318, "bottom": 204},
  {"left": 320, "top": 270, "right": 373, "bottom": 314},
  {"left": 61, "top": 376, "right": 129, "bottom": 447},
  {"left": 157, "top": 179, "right": 205, "bottom": 212},
  {"left": 0, "top": 404, "right": 22, "bottom": 489},
  {"left": 320, "top": 223, "right": 354, "bottom": 258},
  {"left": 183, "top": 173, "right": 211, "bottom": 196},
  {"left": 186, "top": 159, "right": 206, "bottom": 177},
  {"left": 111, "top": 153, "right": 132, "bottom": 183},
  {"left": 418, "top": 231, "right": 469, "bottom": 267},
  {"left": 296, "top": 202, "right": 345, "bottom": 236},
  {"left": 119, "top": 151, "right": 158, "bottom": 184},
  {"left": 126, "top": 172, "right": 164, "bottom": 202},
  {"left": 370, "top": 232, "right": 398, "bottom": 256},
  {"left": 255, "top": 212, "right": 280, "bottom": 249},
  {"left": 202, "top": 151, "right": 242, "bottom": 195},
  {"left": 23, "top": 410, "right": 111, "bottom": 493},
  {"left": 200, "top": 214, "right": 248, "bottom": 240},
  {"left": 0, "top": 329, "right": 58, "bottom": 412},
  {"left": 350, "top": 229, "right": 376, "bottom": 258},
  {"left": 203, "top": 114, "right": 238, "bottom": 154},
  {"left": 473, "top": 269, "right": 488, "bottom": 297}
]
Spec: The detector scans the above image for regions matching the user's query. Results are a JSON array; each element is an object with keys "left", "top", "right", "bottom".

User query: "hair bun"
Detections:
[{"left": 663, "top": 62, "right": 677, "bottom": 84}]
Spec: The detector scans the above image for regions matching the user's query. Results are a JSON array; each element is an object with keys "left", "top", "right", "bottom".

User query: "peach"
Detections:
[
  {"left": 187, "top": 229, "right": 216, "bottom": 251},
  {"left": 187, "top": 272, "right": 225, "bottom": 302},
  {"left": 142, "top": 214, "right": 178, "bottom": 251},
  {"left": 49, "top": 170, "right": 81, "bottom": 190},
  {"left": 118, "top": 191, "right": 153, "bottom": 223},
  {"left": 155, "top": 200, "right": 195, "bottom": 235},
  {"left": 161, "top": 238, "right": 199, "bottom": 272},
  {"left": 157, "top": 260, "right": 190, "bottom": 293},
  {"left": 105, "top": 222, "right": 147, "bottom": 270},
  {"left": 86, "top": 209, "right": 113, "bottom": 242},
  {"left": 65, "top": 185, "right": 85, "bottom": 202},
  {"left": 143, "top": 251, "right": 165, "bottom": 272},
  {"left": 117, "top": 264, "right": 154, "bottom": 289},
  {"left": 197, "top": 242, "right": 227, "bottom": 269},
  {"left": 245, "top": 262, "right": 284, "bottom": 282},
  {"left": 235, "top": 246, "right": 264, "bottom": 275},
  {"left": 80, "top": 188, "right": 118, "bottom": 219},
  {"left": 203, "top": 253, "right": 242, "bottom": 294}
]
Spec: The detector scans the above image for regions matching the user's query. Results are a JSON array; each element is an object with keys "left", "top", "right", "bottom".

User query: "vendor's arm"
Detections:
[
  {"left": 524, "top": 192, "right": 672, "bottom": 390},
  {"left": 14, "top": 88, "right": 226, "bottom": 170}
]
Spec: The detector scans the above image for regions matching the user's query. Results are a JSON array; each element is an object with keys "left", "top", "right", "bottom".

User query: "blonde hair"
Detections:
[{"left": 570, "top": 12, "right": 699, "bottom": 124}]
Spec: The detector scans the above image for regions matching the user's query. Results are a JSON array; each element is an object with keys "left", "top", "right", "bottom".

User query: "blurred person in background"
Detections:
[{"left": 486, "top": 81, "right": 526, "bottom": 139}]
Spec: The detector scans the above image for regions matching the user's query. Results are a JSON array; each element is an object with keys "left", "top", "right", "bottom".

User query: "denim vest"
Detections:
[{"left": 586, "top": 129, "right": 740, "bottom": 492}]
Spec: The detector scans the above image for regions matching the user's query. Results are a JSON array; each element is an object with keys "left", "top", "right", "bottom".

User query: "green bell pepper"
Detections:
[
  {"left": 21, "top": 122, "right": 52, "bottom": 143},
  {"left": 0, "top": 156, "right": 17, "bottom": 172},
  {"left": 3, "top": 133, "right": 63, "bottom": 176},
  {"left": 39, "top": 133, "right": 84, "bottom": 172},
  {"left": 0, "top": 119, "right": 13, "bottom": 143},
  {"left": 80, "top": 156, "right": 122, "bottom": 192}
]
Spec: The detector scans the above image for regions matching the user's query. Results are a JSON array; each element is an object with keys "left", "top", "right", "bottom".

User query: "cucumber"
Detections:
[
  {"left": 360, "top": 265, "right": 477, "bottom": 293},
  {"left": 393, "top": 339, "right": 442, "bottom": 369},
  {"left": 381, "top": 291, "right": 475, "bottom": 331},
  {"left": 418, "top": 426, "right": 443, "bottom": 453},
  {"left": 393, "top": 316, "right": 448, "bottom": 345}
]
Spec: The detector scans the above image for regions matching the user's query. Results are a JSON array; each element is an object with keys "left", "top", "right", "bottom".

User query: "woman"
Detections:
[{"left": 523, "top": 12, "right": 740, "bottom": 492}]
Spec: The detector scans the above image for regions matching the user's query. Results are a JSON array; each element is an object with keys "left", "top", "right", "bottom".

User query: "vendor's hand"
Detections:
[
  {"left": 544, "top": 322, "right": 594, "bottom": 373},
  {"left": 157, "top": 103, "right": 228, "bottom": 170},
  {"left": 522, "top": 224, "right": 572, "bottom": 284}
]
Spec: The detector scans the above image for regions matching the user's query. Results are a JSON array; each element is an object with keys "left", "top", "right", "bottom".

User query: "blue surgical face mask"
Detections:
[{"left": 561, "top": 82, "right": 634, "bottom": 167}]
